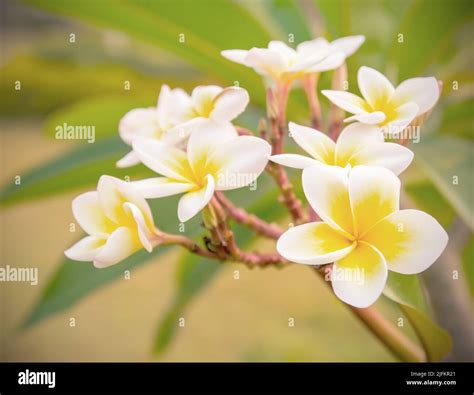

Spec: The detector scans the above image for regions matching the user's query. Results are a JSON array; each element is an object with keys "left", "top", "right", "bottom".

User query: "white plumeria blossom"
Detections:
[
  {"left": 322, "top": 66, "right": 440, "bottom": 134},
  {"left": 221, "top": 35, "right": 365, "bottom": 82},
  {"left": 165, "top": 85, "right": 250, "bottom": 145},
  {"left": 270, "top": 122, "right": 414, "bottom": 175},
  {"left": 277, "top": 165, "right": 448, "bottom": 308},
  {"left": 65, "top": 176, "right": 158, "bottom": 268},
  {"left": 131, "top": 120, "right": 271, "bottom": 222},
  {"left": 117, "top": 84, "right": 249, "bottom": 167},
  {"left": 117, "top": 85, "right": 190, "bottom": 168}
]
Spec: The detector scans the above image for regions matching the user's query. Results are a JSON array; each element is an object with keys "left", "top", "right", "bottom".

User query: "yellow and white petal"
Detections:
[
  {"left": 349, "top": 142, "right": 414, "bottom": 175},
  {"left": 133, "top": 138, "right": 193, "bottom": 183},
  {"left": 64, "top": 235, "right": 106, "bottom": 262},
  {"left": 288, "top": 122, "right": 336, "bottom": 163},
  {"left": 391, "top": 77, "right": 439, "bottom": 115},
  {"left": 245, "top": 47, "right": 287, "bottom": 77},
  {"left": 382, "top": 102, "right": 419, "bottom": 136},
  {"left": 363, "top": 209, "right": 448, "bottom": 274},
  {"left": 187, "top": 119, "right": 238, "bottom": 177},
  {"left": 302, "top": 164, "right": 354, "bottom": 236},
  {"left": 330, "top": 35, "right": 365, "bottom": 57},
  {"left": 210, "top": 87, "right": 249, "bottom": 123},
  {"left": 131, "top": 177, "right": 193, "bottom": 199},
  {"left": 344, "top": 111, "right": 386, "bottom": 125},
  {"left": 321, "top": 90, "right": 367, "bottom": 115},
  {"left": 335, "top": 123, "right": 384, "bottom": 165},
  {"left": 221, "top": 49, "right": 250, "bottom": 65},
  {"left": 306, "top": 51, "right": 346, "bottom": 73},
  {"left": 277, "top": 222, "right": 355, "bottom": 265},
  {"left": 72, "top": 191, "right": 114, "bottom": 237},
  {"left": 156, "top": 84, "right": 191, "bottom": 123},
  {"left": 123, "top": 202, "right": 156, "bottom": 252},
  {"left": 93, "top": 227, "right": 140, "bottom": 268},
  {"left": 212, "top": 136, "right": 271, "bottom": 190},
  {"left": 116, "top": 151, "right": 141, "bottom": 168},
  {"left": 118, "top": 108, "right": 159, "bottom": 145},
  {"left": 357, "top": 66, "right": 395, "bottom": 109},
  {"left": 191, "top": 85, "right": 223, "bottom": 116},
  {"left": 177, "top": 175, "right": 215, "bottom": 222},
  {"left": 332, "top": 242, "right": 387, "bottom": 308},
  {"left": 270, "top": 154, "right": 320, "bottom": 169},
  {"left": 348, "top": 166, "right": 400, "bottom": 237}
]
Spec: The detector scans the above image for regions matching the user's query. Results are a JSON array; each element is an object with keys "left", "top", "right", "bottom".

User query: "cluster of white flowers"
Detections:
[{"left": 66, "top": 35, "right": 447, "bottom": 308}]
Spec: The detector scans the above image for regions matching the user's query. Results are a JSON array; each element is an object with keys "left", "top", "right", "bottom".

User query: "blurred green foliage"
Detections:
[{"left": 2, "top": 0, "right": 473, "bottom": 360}]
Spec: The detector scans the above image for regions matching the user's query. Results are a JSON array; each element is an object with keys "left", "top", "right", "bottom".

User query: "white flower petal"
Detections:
[
  {"left": 118, "top": 108, "right": 159, "bottom": 145},
  {"left": 391, "top": 77, "right": 439, "bottom": 115},
  {"left": 344, "top": 111, "right": 386, "bottom": 124},
  {"left": 321, "top": 90, "right": 367, "bottom": 115},
  {"left": 330, "top": 35, "right": 365, "bottom": 57},
  {"left": 268, "top": 40, "right": 296, "bottom": 59},
  {"left": 116, "top": 151, "right": 141, "bottom": 168},
  {"left": 123, "top": 202, "right": 155, "bottom": 252},
  {"left": 210, "top": 87, "right": 249, "bottom": 123},
  {"left": 245, "top": 47, "right": 287, "bottom": 77},
  {"left": 270, "top": 154, "right": 320, "bottom": 169},
  {"left": 357, "top": 66, "right": 395, "bottom": 109},
  {"left": 348, "top": 166, "right": 400, "bottom": 236},
  {"left": 191, "top": 85, "right": 223, "bottom": 113},
  {"left": 211, "top": 136, "right": 271, "bottom": 190},
  {"left": 97, "top": 175, "right": 154, "bottom": 227},
  {"left": 177, "top": 174, "right": 215, "bottom": 222},
  {"left": 72, "top": 191, "right": 113, "bottom": 237},
  {"left": 221, "top": 49, "right": 249, "bottom": 65},
  {"left": 306, "top": 51, "right": 345, "bottom": 72},
  {"left": 156, "top": 84, "right": 191, "bottom": 124},
  {"left": 187, "top": 119, "right": 238, "bottom": 175},
  {"left": 381, "top": 102, "right": 419, "bottom": 136},
  {"left": 64, "top": 236, "right": 106, "bottom": 262},
  {"left": 335, "top": 122, "right": 384, "bottom": 165},
  {"left": 288, "top": 122, "right": 336, "bottom": 163},
  {"left": 363, "top": 209, "right": 448, "bottom": 274},
  {"left": 332, "top": 242, "right": 387, "bottom": 308},
  {"left": 349, "top": 142, "right": 414, "bottom": 175},
  {"left": 277, "top": 222, "right": 355, "bottom": 265},
  {"left": 296, "top": 38, "right": 330, "bottom": 58},
  {"left": 131, "top": 177, "right": 193, "bottom": 199},
  {"left": 93, "top": 227, "right": 140, "bottom": 268},
  {"left": 132, "top": 138, "right": 192, "bottom": 183},
  {"left": 302, "top": 164, "right": 354, "bottom": 237}
]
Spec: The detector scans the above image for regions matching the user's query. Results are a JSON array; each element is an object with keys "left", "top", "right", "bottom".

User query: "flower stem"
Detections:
[
  {"left": 215, "top": 192, "right": 284, "bottom": 239},
  {"left": 329, "top": 63, "right": 348, "bottom": 140},
  {"left": 302, "top": 74, "right": 322, "bottom": 129}
]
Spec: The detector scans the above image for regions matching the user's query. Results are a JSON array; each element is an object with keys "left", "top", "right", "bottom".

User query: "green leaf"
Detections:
[
  {"left": 384, "top": 272, "right": 452, "bottom": 361},
  {"left": 439, "top": 97, "right": 474, "bottom": 140},
  {"left": 388, "top": 0, "right": 474, "bottom": 80},
  {"left": 0, "top": 136, "right": 154, "bottom": 207},
  {"left": 461, "top": 236, "right": 474, "bottom": 297},
  {"left": 412, "top": 135, "right": 473, "bottom": 230},
  {"left": 152, "top": 254, "right": 221, "bottom": 355},
  {"left": 21, "top": 247, "right": 171, "bottom": 329},
  {"left": 405, "top": 180, "right": 456, "bottom": 229}
]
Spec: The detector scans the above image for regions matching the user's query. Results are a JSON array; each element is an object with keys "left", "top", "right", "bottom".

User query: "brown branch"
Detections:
[{"left": 216, "top": 192, "right": 283, "bottom": 239}]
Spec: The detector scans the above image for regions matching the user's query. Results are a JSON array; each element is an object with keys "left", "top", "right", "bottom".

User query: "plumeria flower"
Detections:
[
  {"left": 322, "top": 66, "right": 440, "bottom": 134},
  {"left": 277, "top": 165, "right": 448, "bottom": 308},
  {"left": 270, "top": 122, "right": 413, "bottom": 175},
  {"left": 221, "top": 36, "right": 365, "bottom": 84},
  {"left": 117, "top": 84, "right": 190, "bottom": 168},
  {"left": 117, "top": 85, "right": 249, "bottom": 167},
  {"left": 131, "top": 120, "right": 271, "bottom": 222},
  {"left": 165, "top": 85, "right": 250, "bottom": 145},
  {"left": 65, "top": 176, "right": 158, "bottom": 268}
]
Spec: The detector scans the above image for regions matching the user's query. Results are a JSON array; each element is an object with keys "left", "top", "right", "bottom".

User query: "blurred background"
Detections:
[{"left": 1, "top": 0, "right": 472, "bottom": 362}]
